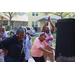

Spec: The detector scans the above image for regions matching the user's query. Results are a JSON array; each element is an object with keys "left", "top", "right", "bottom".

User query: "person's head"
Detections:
[
  {"left": 39, "top": 32, "right": 46, "bottom": 42},
  {"left": 16, "top": 26, "right": 25, "bottom": 42},
  {"left": 45, "top": 26, "right": 50, "bottom": 33},
  {"left": 2, "top": 26, "right": 5, "bottom": 33},
  {"left": 23, "top": 27, "right": 27, "bottom": 34}
]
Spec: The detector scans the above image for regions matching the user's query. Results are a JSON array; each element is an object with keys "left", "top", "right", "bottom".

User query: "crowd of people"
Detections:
[{"left": 0, "top": 16, "right": 56, "bottom": 62}]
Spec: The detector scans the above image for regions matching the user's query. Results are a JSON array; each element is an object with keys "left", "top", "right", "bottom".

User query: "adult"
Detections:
[
  {"left": 2, "top": 26, "right": 8, "bottom": 38},
  {"left": 0, "top": 26, "right": 26, "bottom": 62},
  {"left": 23, "top": 27, "right": 32, "bottom": 62},
  {"left": 42, "top": 16, "right": 55, "bottom": 62},
  {"left": 31, "top": 32, "right": 55, "bottom": 62},
  {"left": 0, "top": 27, "right": 6, "bottom": 62}
]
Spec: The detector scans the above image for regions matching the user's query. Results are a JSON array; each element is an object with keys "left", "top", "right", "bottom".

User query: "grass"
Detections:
[
  {"left": 6, "top": 31, "right": 9, "bottom": 33},
  {"left": 53, "top": 32, "right": 56, "bottom": 38},
  {"left": 31, "top": 38, "right": 36, "bottom": 45}
]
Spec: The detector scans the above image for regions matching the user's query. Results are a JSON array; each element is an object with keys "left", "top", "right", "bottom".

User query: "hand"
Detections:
[
  {"left": 4, "top": 50, "right": 8, "bottom": 56},
  {"left": 28, "top": 35, "right": 31, "bottom": 40},
  {"left": 49, "top": 51, "right": 53, "bottom": 56},
  {"left": 48, "top": 16, "right": 50, "bottom": 22},
  {"left": 53, "top": 49, "right": 55, "bottom": 51},
  {"left": 23, "top": 58, "right": 26, "bottom": 62},
  {"left": 46, "top": 38, "right": 53, "bottom": 41}
]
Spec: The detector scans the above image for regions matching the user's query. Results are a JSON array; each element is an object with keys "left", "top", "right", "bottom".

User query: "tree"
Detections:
[
  {"left": 42, "top": 12, "right": 72, "bottom": 18},
  {"left": 3, "top": 12, "right": 26, "bottom": 30}
]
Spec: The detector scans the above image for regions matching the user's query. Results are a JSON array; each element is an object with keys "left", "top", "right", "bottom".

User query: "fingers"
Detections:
[{"left": 49, "top": 51, "right": 53, "bottom": 56}]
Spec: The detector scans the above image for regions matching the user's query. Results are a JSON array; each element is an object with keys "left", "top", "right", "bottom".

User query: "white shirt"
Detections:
[{"left": 23, "top": 35, "right": 32, "bottom": 60}]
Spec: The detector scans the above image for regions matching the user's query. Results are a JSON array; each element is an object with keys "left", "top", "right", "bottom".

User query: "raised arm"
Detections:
[{"left": 48, "top": 16, "right": 54, "bottom": 34}]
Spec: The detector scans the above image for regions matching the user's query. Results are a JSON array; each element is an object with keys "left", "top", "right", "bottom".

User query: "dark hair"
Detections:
[
  {"left": 56, "top": 56, "right": 75, "bottom": 62},
  {"left": 16, "top": 26, "right": 25, "bottom": 34}
]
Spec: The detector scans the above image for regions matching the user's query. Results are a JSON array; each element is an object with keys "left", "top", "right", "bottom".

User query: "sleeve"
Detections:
[
  {"left": 43, "top": 40, "right": 48, "bottom": 47},
  {"left": 35, "top": 39, "right": 42, "bottom": 49},
  {"left": 5, "top": 31, "right": 8, "bottom": 37},
  {"left": 28, "top": 40, "right": 32, "bottom": 49},
  {"left": 0, "top": 37, "right": 13, "bottom": 49}
]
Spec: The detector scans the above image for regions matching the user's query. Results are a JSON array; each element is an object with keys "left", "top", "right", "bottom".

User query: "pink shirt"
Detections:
[
  {"left": 31, "top": 37, "right": 48, "bottom": 57},
  {"left": 45, "top": 33, "right": 53, "bottom": 45}
]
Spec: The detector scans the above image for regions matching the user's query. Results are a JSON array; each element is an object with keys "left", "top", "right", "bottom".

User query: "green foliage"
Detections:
[{"left": 42, "top": 12, "right": 75, "bottom": 18}]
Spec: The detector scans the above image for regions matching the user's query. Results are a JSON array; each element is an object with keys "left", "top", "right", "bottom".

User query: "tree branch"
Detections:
[
  {"left": 12, "top": 12, "right": 17, "bottom": 17},
  {"left": 3, "top": 12, "right": 10, "bottom": 18}
]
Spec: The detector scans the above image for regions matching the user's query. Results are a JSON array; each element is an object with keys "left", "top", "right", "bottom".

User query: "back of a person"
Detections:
[{"left": 31, "top": 37, "right": 44, "bottom": 57}]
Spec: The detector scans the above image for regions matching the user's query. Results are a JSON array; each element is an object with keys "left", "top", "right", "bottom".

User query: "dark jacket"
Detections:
[{"left": 0, "top": 34, "right": 25, "bottom": 59}]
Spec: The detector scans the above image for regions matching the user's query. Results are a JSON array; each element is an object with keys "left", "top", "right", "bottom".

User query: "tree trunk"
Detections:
[
  {"left": 9, "top": 18, "right": 11, "bottom": 30},
  {"left": 61, "top": 12, "right": 63, "bottom": 18},
  {"left": 61, "top": 16, "right": 63, "bottom": 18}
]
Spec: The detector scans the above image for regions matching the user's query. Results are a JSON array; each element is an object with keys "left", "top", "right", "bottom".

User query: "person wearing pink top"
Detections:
[
  {"left": 42, "top": 16, "right": 54, "bottom": 62},
  {"left": 31, "top": 32, "right": 55, "bottom": 62},
  {"left": 0, "top": 38, "right": 4, "bottom": 62}
]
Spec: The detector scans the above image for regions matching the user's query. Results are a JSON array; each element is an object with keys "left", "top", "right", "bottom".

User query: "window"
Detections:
[
  {"left": 35, "top": 22, "right": 38, "bottom": 27},
  {"left": 32, "top": 12, "right": 35, "bottom": 16},
  {"left": 36, "top": 12, "right": 38, "bottom": 16},
  {"left": 32, "top": 22, "right": 34, "bottom": 27},
  {"left": 3, "top": 21, "right": 8, "bottom": 25},
  {"left": 0, "top": 20, "right": 8, "bottom": 26},
  {"left": 25, "top": 22, "right": 28, "bottom": 26},
  {"left": 26, "top": 27, "right": 30, "bottom": 30},
  {"left": 21, "top": 21, "right": 23, "bottom": 25}
]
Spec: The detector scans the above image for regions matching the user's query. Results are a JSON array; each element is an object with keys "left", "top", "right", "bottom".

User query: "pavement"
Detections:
[
  {"left": 28, "top": 52, "right": 55, "bottom": 62},
  {"left": 28, "top": 57, "right": 51, "bottom": 62}
]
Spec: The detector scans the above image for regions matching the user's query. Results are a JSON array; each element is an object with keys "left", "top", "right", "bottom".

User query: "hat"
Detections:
[{"left": 2, "top": 26, "right": 5, "bottom": 29}]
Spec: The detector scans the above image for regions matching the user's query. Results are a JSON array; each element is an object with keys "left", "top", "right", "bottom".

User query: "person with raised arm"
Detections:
[{"left": 42, "top": 16, "right": 55, "bottom": 62}]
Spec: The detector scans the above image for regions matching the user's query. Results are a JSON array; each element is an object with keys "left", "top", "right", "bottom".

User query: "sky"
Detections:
[{"left": 19, "top": 13, "right": 28, "bottom": 19}]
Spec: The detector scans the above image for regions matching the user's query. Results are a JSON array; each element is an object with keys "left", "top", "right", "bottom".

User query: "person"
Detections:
[
  {"left": 2, "top": 26, "right": 8, "bottom": 38},
  {"left": 0, "top": 26, "right": 6, "bottom": 62},
  {"left": 23, "top": 27, "right": 32, "bottom": 62},
  {"left": 0, "top": 38, "right": 4, "bottom": 62},
  {"left": 42, "top": 16, "right": 54, "bottom": 62},
  {"left": 31, "top": 32, "right": 55, "bottom": 62},
  {"left": 0, "top": 26, "right": 26, "bottom": 62}
]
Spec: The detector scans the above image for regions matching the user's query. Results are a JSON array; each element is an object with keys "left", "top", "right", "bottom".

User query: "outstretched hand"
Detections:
[{"left": 48, "top": 16, "right": 50, "bottom": 22}]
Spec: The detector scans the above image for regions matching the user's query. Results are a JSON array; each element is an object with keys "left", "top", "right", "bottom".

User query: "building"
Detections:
[
  {"left": 0, "top": 13, "right": 28, "bottom": 30},
  {"left": 28, "top": 12, "right": 61, "bottom": 31}
]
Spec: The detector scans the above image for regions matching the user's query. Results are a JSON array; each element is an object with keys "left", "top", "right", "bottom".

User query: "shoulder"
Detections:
[
  {"left": 34, "top": 37, "right": 40, "bottom": 43},
  {"left": 7, "top": 35, "right": 17, "bottom": 42}
]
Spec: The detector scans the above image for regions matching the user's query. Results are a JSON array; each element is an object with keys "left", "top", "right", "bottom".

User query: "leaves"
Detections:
[
  {"left": 42, "top": 12, "right": 75, "bottom": 18},
  {"left": 2, "top": 12, "right": 26, "bottom": 30}
]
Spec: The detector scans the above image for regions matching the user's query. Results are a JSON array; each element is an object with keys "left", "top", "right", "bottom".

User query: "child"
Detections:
[{"left": 0, "top": 38, "right": 4, "bottom": 62}]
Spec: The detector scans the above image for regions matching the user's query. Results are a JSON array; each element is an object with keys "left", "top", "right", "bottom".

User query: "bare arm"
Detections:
[
  {"left": 38, "top": 47, "right": 53, "bottom": 55},
  {"left": 50, "top": 21, "right": 54, "bottom": 34},
  {"left": 48, "top": 16, "right": 54, "bottom": 34},
  {"left": 46, "top": 45, "right": 55, "bottom": 51}
]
